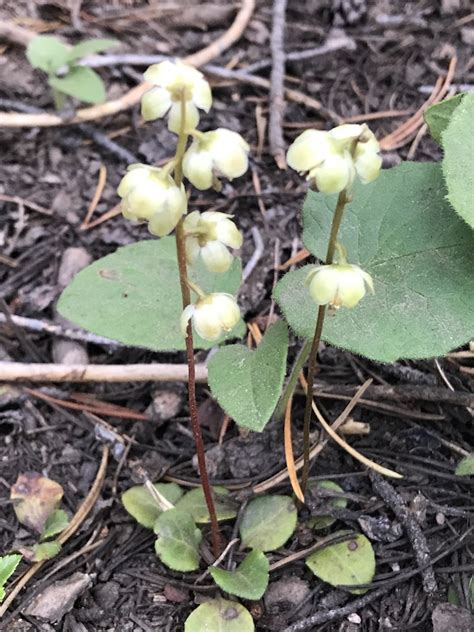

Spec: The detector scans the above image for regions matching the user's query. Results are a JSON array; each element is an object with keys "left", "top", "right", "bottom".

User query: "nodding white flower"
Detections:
[
  {"left": 183, "top": 128, "right": 250, "bottom": 190},
  {"left": 306, "top": 263, "right": 374, "bottom": 309},
  {"left": 117, "top": 164, "right": 187, "bottom": 237},
  {"left": 141, "top": 60, "right": 212, "bottom": 133},
  {"left": 181, "top": 293, "right": 240, "bottom": 341},
  {"left": 287, "top": 123, "right": 381, "bottom": 194},
  {"left": 183, "top": 211, "right": 242, "bottom": 273}
]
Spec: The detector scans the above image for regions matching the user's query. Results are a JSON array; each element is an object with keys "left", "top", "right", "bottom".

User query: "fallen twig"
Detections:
[
  {"left": 269, "top": 0, "right": 288, "bottom": 169},
  {"left": 0, "top": 313, "right": 122, "bottom": 347},
  {"left": 369, "top": 471, "right": 438, "bottom": 596},
  {"left": 0, "top": 361, "right": 207, "bottom": 383}
]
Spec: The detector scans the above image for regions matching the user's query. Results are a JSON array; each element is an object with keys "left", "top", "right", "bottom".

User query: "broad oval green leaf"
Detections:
[
  {"left": 424, "top": 93, "right": 466, "bottom": 145},
  {"left": 442, "top": 93, "right": 474, "bottom": 228},
  {"left": 185, "top": 599, "right": 254, "bottom": 632},
  {"left": 208, "top": 321, "right": 288, "bottom": 432},
  {"left": 306, "top": 531, "right": 375, "bottom": 594},
  {"left": 41, "top": 509, "right": 69, "bottom": 541},
  {"left": 275, "top": 163, "right": 474, "bottom": 361},
  {"left": 26, "top": 35, "right": 69, "bottom": 73},
  {"left": 67, "top": 38, "right": 118, "bottom": 63},
  {"left": 122, "top": 483, "right": 183, "bottom": 529},
  {"left": 154, "top": 509, "right": 202, "bottom": 571},
  {"left": 49, "top": 66, "right": 106, "bottom": 104},
  {"left": 210, "top": 549, "right": 269, "bottom": 600},
  {"left": 240, "top": 495, "right": 297, "bottom": 552},
  {"left": 308, "top": 480, "right": 347, "bottom": 530},
  {"left": 57, "top": 237, "right": 244, "bottom": 351},
  {"left": 455, "top": 455, "right": 474, "bottom": 476},
  {"left": 175, "top": 486, "right": 237, "bottom": 524}
]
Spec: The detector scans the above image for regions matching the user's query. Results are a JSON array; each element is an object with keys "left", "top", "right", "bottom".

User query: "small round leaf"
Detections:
[
  {"left": 122, "top": 483, "right": 183, "bottom": 529},
  {"left": 306, "top": 531, "right": 375, "bottom": 594},
  {"left": 307, "top": 481, "right": 347, "bottom": 530},
  {"left": 239, "top": 495, "right": 297, "bottom": 552},
  {"left": 210, "top": 550, "right": 269, "bottom": 600},
  {"left": 154, "top": 509, "right": 202, "bottom": 572},
  {"left": 175, "top": 486, "right": 237, "bottom": 524},
  {"left": 185, "top": 599, "right": 254, "bottom": 632}
]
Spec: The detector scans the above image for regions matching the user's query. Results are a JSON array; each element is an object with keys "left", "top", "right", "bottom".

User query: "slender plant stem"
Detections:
[
  {"left": 275, "top": 339, "right": 311, "bottom": 421},
  {"left": 173, "top": 93, "right": 222, "bottom": 556},
  {"left": 300, "top": 189, "right": 349, "bottom": 494}
]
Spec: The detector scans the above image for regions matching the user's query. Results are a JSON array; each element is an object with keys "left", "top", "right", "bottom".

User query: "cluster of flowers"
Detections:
[
  {"left": 287, "top": 122, "right": 381, "bottom": 309},
  {"left": 117, "top": 61, "right": 247, "bottom": 341},
  {"left": 117, "top": 60, "right": 382, "bottom": 340}
]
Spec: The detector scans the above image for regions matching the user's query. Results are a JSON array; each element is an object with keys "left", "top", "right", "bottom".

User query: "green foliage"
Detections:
[
  {"left": 424, "top": 93, "right": 466, "bottom": 145},
  {"left": 185, "top": 599, "right": 254, "bottom": 632},
  {"left": 308, "top": 481, "right": 347, "bottom": 530},
  {"left": 210, "top": 550, "right": 269, "bottom": 600},
  {"left": 67, "top": 38, "right": 118, "bottom": 63},
  {"left": 58, "top": 238, "right": 244, "bottom": 351},
  {"left": 239, "top": 495, "right": 297, "bottom": 552},
  {"left": 442, "top": 93, "right": 474, "bottom": 229},
  {"left": 26, "top": 35, "right": 69, "bottom": 73},
  {"left": 121, "top": 483, "right": 183, "bottom": 529},
  {"left": 29, "top": 541, "right": 62, "bottom": 562},
  {"left": 154, "top": 509, "right": 202, "bottom": 572},
  {"left": 49, "top": 66, "right": 106, "bottom": 104},
  {"left": 455, "top": 455, "right": 474, "bottom": 476},
  {"left": 306, "top": 532, "right": 375, "bottom": 594},
  {"left": 26, "top": 35, "right": 117, "bottom": 106},
  {"left": 40, "top": 509, "right": 69, "bottom": 541},
  {"left": 275, "top": 163, "right": 474, "bottom": 361},
  {"left": 0, "top": 554, "right": 22, "bottom": 603},
  {"left": 175, "top": 486, "right": 237, "bottom": 524},
  {"left": 208, "top": 321, "right": 288, "bottom": 432}
]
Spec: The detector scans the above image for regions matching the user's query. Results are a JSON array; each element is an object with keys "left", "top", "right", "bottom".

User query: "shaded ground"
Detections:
[{"left": 0, "top": 1, "right": 473, "bottom": 630}]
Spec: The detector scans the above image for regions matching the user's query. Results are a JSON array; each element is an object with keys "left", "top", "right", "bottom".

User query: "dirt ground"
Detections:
[{"left": 1, "top": 1, "right": 473, "bottom": 630}]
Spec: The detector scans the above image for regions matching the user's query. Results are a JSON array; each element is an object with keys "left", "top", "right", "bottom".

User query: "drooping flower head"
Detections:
[
  {"left": 183, "top": 128, "right": 250, "bottom": 190},
  {"left": 141, "top": 60, "right": 212, "bottom": 133},
  {"left": 287, "top": 123, "right": 381, "bottom": 194},
  {"left": 181, "top": 293, "right": 240, "bottom": 341},
  {"left": 184, "top": 211, "right": 242, "bottom": 273},
  {"left": 117, "top": 164, "right": 187, "bottom": 236},
  {"left": 306, "top": 263, "right": 374, "bottom": 309}
]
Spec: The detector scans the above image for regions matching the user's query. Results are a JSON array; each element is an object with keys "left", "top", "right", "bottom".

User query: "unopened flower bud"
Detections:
[
  {"left": 287, "top": 123, "right": 381, "bottom": 194},
  {"left": 184, "top": 211, "right": 242, "bottom": 273},
  {"left": 181, "top": 293, "right": 240, "bottom": 341},
  {"left": 306, "top": 263, "right": 374, "bottom": 309},
  {"left": 141, "top": 60, "right": 212, "bottom": 133},
  {"left": 183, "top": 128, "right": 249, "bottom": 190},
  {"left": 117, "top": 164, "right": 187, "bottom": 236}
]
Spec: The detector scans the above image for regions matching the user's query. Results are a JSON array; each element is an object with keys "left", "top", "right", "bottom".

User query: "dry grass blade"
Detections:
[
  {"left": 252, "top": 379, "right": 373, "bottom": 494},
  {"left": 284, "top": 393, "right": 305, "bottom": 502},
  {"left": 299, "top": 375, "right": 402, "bottom": 479},
  {"left": 81, "top": 164, "right": 107, "bottom": 229}
]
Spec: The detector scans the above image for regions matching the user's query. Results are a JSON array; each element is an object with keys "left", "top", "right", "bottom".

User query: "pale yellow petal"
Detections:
[
  {"left": 168, "top": 101, "right": 200, "bottom": 134},
  {"left": 201, "top": 241, "right": 233, "bottom": 273},
  {"left": 141, "top": 87, "right": 171, "bottom": 121}
]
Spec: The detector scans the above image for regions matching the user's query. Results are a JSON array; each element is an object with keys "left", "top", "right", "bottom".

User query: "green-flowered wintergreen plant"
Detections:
[
  {"left": 26, "top": 35, "right": 118, "bottom": 108},
  {"left": 57, "top": 72, "right": 473, "bottom": 628}
]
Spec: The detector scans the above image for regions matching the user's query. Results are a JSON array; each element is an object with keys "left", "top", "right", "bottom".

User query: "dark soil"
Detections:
[{"left": 1, "top": 1, "right": 473, "bottom": 631}]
